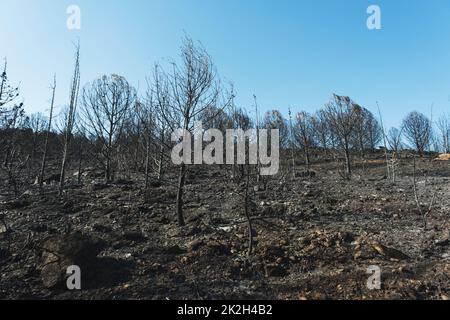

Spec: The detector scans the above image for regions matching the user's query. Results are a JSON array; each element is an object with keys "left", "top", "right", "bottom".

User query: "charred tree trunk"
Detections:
[
  {"left": 39, "top": 76, "right": 56, "bottom": 187},
  {"left": 77, "top": 139, "right": 83, "bottom": 185},
  {"left": 144, "top": 138, "right": 151, "bottom": 190},
  {"left": 244, "top": 167, "right": 253, "bottom": 256},
  {"left": 304, "top": 147, "right": 310, "bottom": 172},
  {"left": 59, "top": 45, "right": 80, "bottom": 196},
  {"left": 344, "top": 139, "right": 351, "bottom": 178},
  {"left": 176, "top": 163, "right": 186, "bottom": 227},
  {"left": 157, "top": 130, "right": 165, "bottom": 181}
]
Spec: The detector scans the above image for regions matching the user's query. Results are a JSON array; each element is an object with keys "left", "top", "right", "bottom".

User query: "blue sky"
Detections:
[{"left": 1, "top": 0, "right": 450, "bottom": 130}]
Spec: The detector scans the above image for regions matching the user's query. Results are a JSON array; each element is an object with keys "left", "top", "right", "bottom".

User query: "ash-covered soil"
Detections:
[{"left": 1, "top": 153, "right": 449, "bottom": 300}]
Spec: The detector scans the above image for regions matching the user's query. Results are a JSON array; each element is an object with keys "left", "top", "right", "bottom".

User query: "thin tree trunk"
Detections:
[
  {"left": 176, "top": 163, "right": 186, "bottom": 226},
  {"left": 304, "top": 148, "right": 310, "bottom": 172},
  {"left": 377, "top": 103, "right": 390, "bottom": 179},
  {"left": 39, "top": 76, "right": 56, "bottom": 187},
  {"left": 144, "top": 139, "right": 150, "bottom": 190},
  {"left": 344, "top": 141, "right": 351, "bottom": 178},
  {"left": 244, "top": 166, "right": 253, "bottom": 256},
  {"left": 59, "top": 143, "right": 69, "bottom": 196},
  {"left": 59, "top": 45, "right": 80, "bottom": 196},
  {"left": 77, "top": 139, "right": 83, "bottom": 185},
  {"left": 157, "top": 129, "right": 165, "bottom": 181}
]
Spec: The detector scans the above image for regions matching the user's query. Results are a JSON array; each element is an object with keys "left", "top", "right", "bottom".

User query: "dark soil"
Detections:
[{"left": 1, "top": 153, "right": 449, "bottom": 300}]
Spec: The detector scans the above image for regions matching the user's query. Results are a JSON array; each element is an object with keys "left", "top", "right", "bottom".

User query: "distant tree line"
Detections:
[{"left": 0, "top": 37, "right": 446, "bottom": 224}]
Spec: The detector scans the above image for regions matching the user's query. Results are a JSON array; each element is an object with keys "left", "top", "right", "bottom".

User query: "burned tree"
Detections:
[
  {"left": 0, "top": 59, "right": 20, "bottom": 115},
  {"left": 27, "top": 112, "right": 48, "bottom": 178},
  {"left": 38, "top": 76, "right": 56, "bottom": 187},
  {"left": 294, "top": 111, "right": 315, "bottom": 172},
  {"left": 355, "top": 108, "right": 381, "bottom": 153},
  {"left": 155, "top": 37, "right": 230, "bottom": 227},
  {"left": 0, "top": 59, "right": 24, "bottom": 169},
  {"left": 313, "top": 110, "right": 331, "bottom": 152},
  {"left": 402, "top": 111, "right": 432, "bottom": 157},
  {"left": 59, "top": 46, "right": 81, "bottom": 196},
  {"left": 387, "top": 127, "right": 403, "bottom": 153},
  {"left": 80, "top": 74, "right": 136, "bottom": 182},
  {"left": 262, "top": 110, "right": 288, "bottom": 148},
  {"left": 436, "top": 114, "right": 450, "bottom": 153},
  {"left": 321, "top": 94, "right": 359, "bottom": 178}
]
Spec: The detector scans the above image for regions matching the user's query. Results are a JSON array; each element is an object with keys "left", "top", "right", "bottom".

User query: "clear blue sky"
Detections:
[{"left": 1, "top": 0, "right": 450, "bottom": 130}]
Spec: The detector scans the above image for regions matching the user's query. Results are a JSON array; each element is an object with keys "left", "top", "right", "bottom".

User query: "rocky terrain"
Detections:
[{"left": 1, "top": 152, "right": 449, "bottom": 300}]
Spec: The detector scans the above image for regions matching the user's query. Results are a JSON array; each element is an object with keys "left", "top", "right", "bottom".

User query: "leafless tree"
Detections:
[
  {"left": 59, "top": 45, "right": 81, "bottom": 196},
  {"left": 436, "top": 114, "right": 450, "bottom": 153},
  {"left": 288, "top": 108, "right": 296, "bottom": 178},
  {"left": 0, "top": 103, "right": 29, "bottom": 196},
  {"left": 0, "top": 59, "right": 24, "bottom": 169},
  {"left": 413, "top": 156, "right": 437, "bottom": 231},
  {"left": 294, "top": 111, "right": 315, "bottom": 172},
  {"left": 262, "top": 109, "right": 288, "bottom": 148},
  {"left": 377, "top": 104, "right": 391, "bottom": 180},
  {"left": 387, "top": 127, "right": 403, "bottom": 153},
  {"left": 229, "top": 105, "right": 253, "bottom": 179},
  {"left": 313, "top": 110, "right": 331, "bottom": 152},
  {"left": 321, "top": 94, "right": 359, "bottom": 178},
  {"left": 135, "top": 97, "right": 168, "bottom": 189},
  {"left": 2, "top": 104, "right": 26, "bottom": 168},
  {"left": 243, "top": 165, "right": 254, "bottom": 257},
  {"left": 80, "top": 74, "right": 136, "bottom": 182},
  {"left": 38, "top": 76, "right": 56, "bottom": 187},
  {"left": 402, "top": 111, "right": 432, "bottom": 157},
  {"left": 0, "top": 59, "right": 20, "bottom": 115},
  {"left": 155, "top": 36, "right": 231, "bottom": 227},
  {"left": 27, "top": 112, "right": 48, "bottom": 177}
]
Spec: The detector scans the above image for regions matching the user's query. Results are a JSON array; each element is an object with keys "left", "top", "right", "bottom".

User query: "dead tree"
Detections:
[
  {"left": 0, "top": 103, "right": 29, "bottom": 197},
  {"left": 321, "top": 94, "right": 359, "bottom": 179},
  {"left": 0, "top": 59, "right": 20, "bottom": 114},
  {"left": 229, "top": 106, "right": 253, "bottom": 179},
  {"left": 387, "top": 127, "right": 403, "bottom": 153},
  {"left": 27, "top": 112, "right": 47, "bottom": 178},
  {"left": 2, "top": 103, "right": 25, "bottom": 168},
  {"left": 135, "top": 98, "right": 162, "bottom": 189},
  {"left": 436, "top": 114, "right": 450, "bottom": 153},
  {"left": 402, "top": 111, "right": 432, "bottom": 157},
  {"left": 80, "top": 74, "right": 136, "bottom": 182},
  {"left": 146, "top": 67, "right": 174, "bottom": 184},
  {"left": 0, "top": 59, "right": 23, "bottom": 168},
  {"left": 377, "top": 104, "right": 391, "bottom": 179},
  {"left": 243, "top": 165, "right": 254, "bottom": 257},
  {"left": 412, "top": 156, "right": 437, "bottom": 231},
  {"left": 38, "top": 76, "right": 56, "bottom": 187},
  {"left": 288, "top": 108, "right": 296, "bottom": 179},
  {"left": 59, "top": 46, "right": 81, "bottom": 196},
  {"left": 155, "top": 36, "right": 230, "bottom": 227},
  {"left": 75, "top": 126, "right": 87, "bottom": 185},
  {"left": 313, "top": 110, "right": 331, "bottom": 153},
  {"left": 354, "top": 107, "right": 381, "bottom": 161},
  {"left": 294, "top": 111, "right": 315, "bottom": 172}
]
